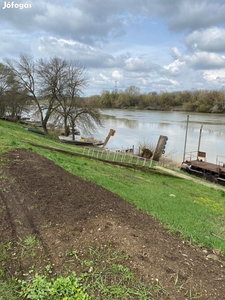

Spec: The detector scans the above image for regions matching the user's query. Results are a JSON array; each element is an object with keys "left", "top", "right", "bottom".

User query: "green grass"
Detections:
[{"left": 0, "top": 280, "right": 19, "bottom": 300}]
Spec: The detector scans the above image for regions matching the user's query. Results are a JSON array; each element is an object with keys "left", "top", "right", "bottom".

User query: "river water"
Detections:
[
  {"left": 94, "top": 109, "right": 225, "bottom": 164},
  {"left": 27, "top": 107, "right": 225, "bottom": 164}
]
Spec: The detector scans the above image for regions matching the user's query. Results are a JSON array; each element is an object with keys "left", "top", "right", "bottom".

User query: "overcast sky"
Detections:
[{"left": 1, "top": 0, "right": 225, "bottom": 96}]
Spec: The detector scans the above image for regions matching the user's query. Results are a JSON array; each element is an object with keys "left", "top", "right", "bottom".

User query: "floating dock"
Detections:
[{"left": 181, "top": 151, "right": 225, "bottom": 186}]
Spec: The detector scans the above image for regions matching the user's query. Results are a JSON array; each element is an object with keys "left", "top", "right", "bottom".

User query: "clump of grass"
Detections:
[
  {"left": 0, "top": 280, "right": 19, "bottom": 300},
  {"left": 18, "top": 235, "right": 40, "bottom": 260},
  {"left": 18, "top": 272, "right": 90, "bottom": 300},
  {"left": 71, "top": 244, "right": 168, "bottom": 299},
  {"left": 23, "top": 235, "right": 38, "bottom": 247},
  {"left": 16, "top": 243, "right": 168, "bottom": 300},
  {"left": 0, "top": 242, "right": 12, "bottom": 262}
]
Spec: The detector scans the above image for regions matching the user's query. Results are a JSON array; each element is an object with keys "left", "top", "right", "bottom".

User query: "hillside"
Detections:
[{"left": 1, "top": 148, "right": 225, "bottom": 299}]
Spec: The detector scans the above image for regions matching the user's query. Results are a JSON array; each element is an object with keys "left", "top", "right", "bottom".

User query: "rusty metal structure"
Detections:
[
  {"left": 181, "top": 116, "right": 225, "bottom": 186},
  {"left": 181, "top": 152, "right": 225, "bottom": 186},
  {"left": 152, "top": 135, "right": 168, "bottom": 161}
]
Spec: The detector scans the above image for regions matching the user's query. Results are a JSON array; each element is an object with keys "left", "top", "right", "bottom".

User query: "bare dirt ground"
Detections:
[{"left": 0, "top": 148, "right": 225, "bottom": 299}]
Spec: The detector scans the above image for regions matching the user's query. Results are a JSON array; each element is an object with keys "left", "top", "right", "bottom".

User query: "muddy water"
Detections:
[{"left": 95, "top": 109, "right": 225, "bottom": 164}]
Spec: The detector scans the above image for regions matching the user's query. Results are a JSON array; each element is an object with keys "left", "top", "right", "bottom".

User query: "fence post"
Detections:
[
  {"left": 106, "top": 151, "right": 109, "bottom": 160},
  {"left": 143, "top": 158, "right": 146, "bottom": 166},
  {"left": 113, "top": 152, "right": 116, "bottom": 161}
]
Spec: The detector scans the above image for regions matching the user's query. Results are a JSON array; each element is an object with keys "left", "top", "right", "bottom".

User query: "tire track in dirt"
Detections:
[
  {"left": 0, "top": 187, "right": 17, "bottom": 240},
  {"left": 0, "top": 173, "right": 54, "bottom": 275}
]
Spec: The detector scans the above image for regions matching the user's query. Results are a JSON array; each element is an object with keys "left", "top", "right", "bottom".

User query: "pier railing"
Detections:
[
  {"left": 184, "top": 151, "right": 207, "bottom": 162},
  {"left": 216, "top": 155, "right": 225, "bottom": 167},
  {"left": 183, "top": 151, "right": 198, "bottom": 162},
  {"left": 184, "top": 152, "right": 225, "bottom": 167},
  {"left": 82, "top": 147, "right": 159, "bottom": 168}
]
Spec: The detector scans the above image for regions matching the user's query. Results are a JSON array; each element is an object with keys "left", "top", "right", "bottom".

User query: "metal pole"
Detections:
[
  {"left": 197, "top": 125, "right": 203, "bottom": 156},
  {"left": 183, "top": 115, "right": 189, "bottom": 162}
]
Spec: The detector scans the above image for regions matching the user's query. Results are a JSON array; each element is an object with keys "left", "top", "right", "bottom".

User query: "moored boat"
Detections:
[
  {"left": 60, "top": 139, "right": 103, "bottom": 146},
  {"left": 59, "top": 135, "right": 103, "bottom": 146},
  {"left": 181, "top": 152, "right": 225, "bottom": 186}
]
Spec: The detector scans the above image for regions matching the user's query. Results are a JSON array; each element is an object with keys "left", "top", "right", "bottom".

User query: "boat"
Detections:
[
  {"left": 60, "top": 139, "right": 103, "bottom": 146},
  {"left": 181, "top": 151, "right": 225, "bottom": 186},
  {"left": 0, "top": 116, "right": 18, "bottom": 122},
  {"left": 180, "top": 118, "right": 225, "bottom": 186},
  {"left": 0, "top": 116, "right": 42, "bottom": 127},
  {"left": 23, "top": 127, "right": 46, "bottom": 135},
  {"left": 59, "top": 135, "right": 103, "bottom": 146}
]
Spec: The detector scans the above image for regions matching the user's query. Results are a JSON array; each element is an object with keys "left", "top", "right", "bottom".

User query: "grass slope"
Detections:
[{"left": 1, "top": 120, "right": 225, "bottom": 253}]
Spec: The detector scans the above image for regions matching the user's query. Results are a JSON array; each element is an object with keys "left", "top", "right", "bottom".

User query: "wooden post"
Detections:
[{"left": 102, "top": 129, "right": 116, "bottom": 148}]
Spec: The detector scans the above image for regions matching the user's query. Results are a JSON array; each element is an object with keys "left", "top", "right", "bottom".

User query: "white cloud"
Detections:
[
  {"left": 164, "top": 60, "right": 185, "bottom": 75},
  {"left": 167, "top": 48, "right": 225, "bottom": 71},
  {"left": 185, "top": 52, "right": 225, "bottom": 70},
  {"left": 112, "top": 70, "right": 123, "bottom": 80},
  {"left": 170, "top": 47, "right": 182, "bottom": 60},
  {"left": 203, "top": 69, "right": 225, "bottom": 86},
  {"left": 185, "top": 27, "right": 225, "bottom": 52},
  {"left": 99, "top": 73, "right": 110, "bottom": 81},
  {"left": 36, "top": 36, "right": 125, "bottom": 68},
  {"left": 124, "top": 57, "right": 160, "bottom": 72}
]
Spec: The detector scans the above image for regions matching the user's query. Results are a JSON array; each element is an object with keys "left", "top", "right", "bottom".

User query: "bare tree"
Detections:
[
  {"left": 49, "top": 59, "right": 103, "bottom": 139},
  {"left": 4, "top": 54, "right": 102, "bottom": 135},
  {"left": 36, "top": 57, "right": 68, "bottom": 132},
  {"left": 0, "top": 62, "right": 29, "bottom": 118},
  {"left": 4, "top": 54, "right": 59, "bottom": 133},
  {"left": 67, "top": 97, "right": 103, "bottom": 140},
  {"left": 0, "top": 63, "right": 11, "bottom": 116},
  {"left": 50, "top": 59, "right": 87, "bottom": 135},
  {"left": 0, "top": 63, "right": 11, "bottom": 95}
]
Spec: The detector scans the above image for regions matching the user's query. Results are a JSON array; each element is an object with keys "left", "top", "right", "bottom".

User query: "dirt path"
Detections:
[
  {"left": 156, "top": 166, "right": 225, "bottom": 191},
  {"left": 0, "top": 148, "right": 225, "bottom": 299}
]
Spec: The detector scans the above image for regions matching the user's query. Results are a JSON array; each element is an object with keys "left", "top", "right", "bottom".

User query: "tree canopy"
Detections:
[{"left": 2, "top": 54, "right": 103, "bottom": 136}]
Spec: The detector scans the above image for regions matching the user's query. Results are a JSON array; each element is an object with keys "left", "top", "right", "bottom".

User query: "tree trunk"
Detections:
[{"left": 71, "top": 119, "right": 76, "bottom": 140}]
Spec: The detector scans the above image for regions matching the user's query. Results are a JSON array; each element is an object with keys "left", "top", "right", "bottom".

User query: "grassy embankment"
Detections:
[{"left": 0, "top": 120, "right": 225, "bottom": 299}]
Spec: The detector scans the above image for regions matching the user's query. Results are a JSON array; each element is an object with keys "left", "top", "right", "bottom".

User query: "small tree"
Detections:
[{"left": 68, "top": 98, "right": 103, "bottom": 140}]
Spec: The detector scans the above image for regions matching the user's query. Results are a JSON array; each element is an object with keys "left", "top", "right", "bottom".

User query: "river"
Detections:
[
  {"left": 94, "top": 109, "right": 225, "bottom": 164},
  {"left": 27, "top": 107, "right": 225, "bottom": 164}
]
